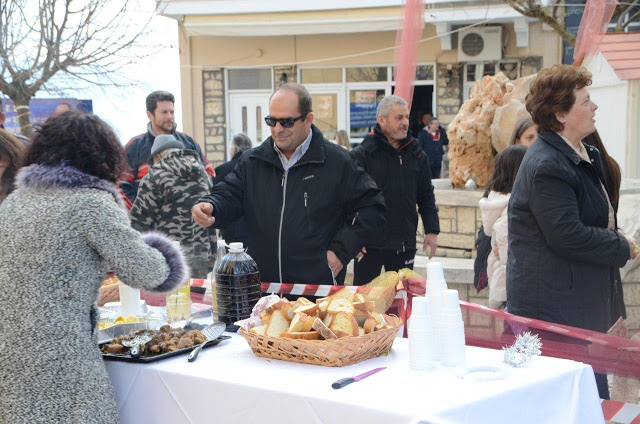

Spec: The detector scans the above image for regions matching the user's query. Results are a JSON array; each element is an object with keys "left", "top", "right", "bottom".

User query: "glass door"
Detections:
[{"left": 307, "top": 89, "right": 344, "bottom": 142}]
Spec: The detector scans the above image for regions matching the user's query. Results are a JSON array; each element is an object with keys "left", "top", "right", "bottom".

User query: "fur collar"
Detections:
[{"left": 16, "top": 164, "right": 123, "bottom": 206}]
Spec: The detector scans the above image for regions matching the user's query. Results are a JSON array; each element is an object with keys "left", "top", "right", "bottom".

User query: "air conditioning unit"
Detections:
[{"left": 457, "top": 27, "right": 503, "bottom": 62}]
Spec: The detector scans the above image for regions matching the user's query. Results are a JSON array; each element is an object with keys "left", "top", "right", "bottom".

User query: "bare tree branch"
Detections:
[
  {"left": 503, "top": 0, "right": 576, "bottom": 46},
  {"left": 0, "top": 0, "right": 158, "bottom": 137}
]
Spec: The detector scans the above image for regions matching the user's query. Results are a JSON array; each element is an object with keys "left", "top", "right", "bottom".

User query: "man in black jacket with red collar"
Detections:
[
  {"left": 193, "top": 83, "right": 385, "bottom": 285},
  {"left": 351, "top": 95, "right": 440, "bottom": 285}
]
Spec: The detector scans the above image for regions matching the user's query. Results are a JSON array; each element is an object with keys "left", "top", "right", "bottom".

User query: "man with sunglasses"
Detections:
[{"left": 193, "top": 83, "right": 385, "bottom": 286}]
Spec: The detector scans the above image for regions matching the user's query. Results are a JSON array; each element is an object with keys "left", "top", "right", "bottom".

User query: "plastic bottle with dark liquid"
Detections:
[{"left": 214, "top": 242, "right": 261, "bottom": 331}]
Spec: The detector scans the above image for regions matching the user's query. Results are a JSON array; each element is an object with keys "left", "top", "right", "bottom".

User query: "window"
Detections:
[
  {"left": 349, "top": 89, "right": 385, "bottom": 138},
  {"left": 483, "top": 63, "right": 496, "bottom": 77},
  {"left": 241, "top": 106, "right": 247, "bottom": 134},
  {"left": 310, "top": 93, "right": 339, "bottom": 140},
  {"left": 256, "top": 106, "right": 262, "bottom": 142},
  {"left": 228, "top": 69, "right": 272, "bottom": 90},
  {"left": 392, "top": 64, "right": 434, "bottom": 81},
  {"left": 301, "top": 68, "right": 342, "bottom": 84},
  {"left": 346, "top": 67, "right": 388, "bottom": 82}
]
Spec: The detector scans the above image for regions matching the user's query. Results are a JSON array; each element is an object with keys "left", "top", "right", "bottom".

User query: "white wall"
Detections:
[{"left": 586, "top": 52, "right": 630, "bottom": 176}]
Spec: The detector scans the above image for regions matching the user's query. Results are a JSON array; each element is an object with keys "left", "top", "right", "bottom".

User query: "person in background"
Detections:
[
  {"left": 583, "top": 130, "right": 626, "bottom": 328},
  {"left": 0, "top": 103, "right": 31, "bottom": 146},
  {"left": 351, "top": 95, "right": 439, "bottom": 285},
  {"left": 334, "top": 130, "right": 351, "bottom": 151},
  {"left": 193, "top": 83, "right": 386, "bottom": 285},
  {"left": 0, "top": 129, "right": 24, "bottom": 204},
  {"left": 507, "top": 65, "right": 638, "bottom": 399},
  {"left": 418, "top": 116, "right": 449, "bottom": 179},
  {"left": 474, "top": 114, "right": 538, "bottom": 292},
  {"left": 130, "top": 134, "right": 215, "bottom": 278},
  {"left": 509, "top": 116, "right": 538, "bottom": 147},
  {"left": 212, "top": 133, "right": 252, "bottom": 246},
  {"left": 478, "top": 145, "right": 527, "bottom": 309},
  {"left": 120, "top": 90, "right": 214, "bottom": 207},
  {"left": 0, "top": 111, "right": 188, "bottom": 423},
  {"left": 54, "top": 102, "right": 72, "bottom": 116}
]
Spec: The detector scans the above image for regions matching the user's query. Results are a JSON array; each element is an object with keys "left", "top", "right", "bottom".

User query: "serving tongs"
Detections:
[
  {"left": 121, "top": 330, "right": 154, "bottom": 358},
  {"left": 188, "top": 321, "right": 226, "bottom": 362}
]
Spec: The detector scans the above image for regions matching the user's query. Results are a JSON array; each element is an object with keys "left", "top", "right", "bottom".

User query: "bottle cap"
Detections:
[
  {"left": 228, "top": 242, "right": 244, "bottom": 252},
  {"left": 217, "top": 239, "right": 226, "bottom": 248}
]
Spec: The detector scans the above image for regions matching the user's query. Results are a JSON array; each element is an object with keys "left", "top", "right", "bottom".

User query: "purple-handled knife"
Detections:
[{"left": 331, "top": 367, "right": 386, "bottom": 389}]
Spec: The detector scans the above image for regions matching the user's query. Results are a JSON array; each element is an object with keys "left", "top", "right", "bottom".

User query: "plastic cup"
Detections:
[
  {"left": 412, "top": 296, "right": 430, "bottom": 317},
  {"left": 427, "top": 262, "right": 445, "bottom": 282},
  {"left": 442, "top": 289, "right": 461, "bottom": 310},
  {"left": 408, "top": 328, "right": 437, "bottom": 369}
]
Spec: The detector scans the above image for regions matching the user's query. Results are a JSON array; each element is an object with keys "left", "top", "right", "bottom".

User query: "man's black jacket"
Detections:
[
  {"left": 351, "top": 125, "right": 439, "bottom": 251},
  {"left": 199, "top": 125, "right": 386, "bottom": 285},
  {"left": 212, "top": 151, "right": 247, "bottom": 246}
]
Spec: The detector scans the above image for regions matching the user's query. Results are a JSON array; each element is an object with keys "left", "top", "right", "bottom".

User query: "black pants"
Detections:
[
  {"left": 430, "top": 165, "right": 441, "bottom": 179},
  {"left": 594, "top": 373, "right": 610, "bottom": 400},
  {"left": 353, "top": 248, "right": 417, "bottom": 286}
]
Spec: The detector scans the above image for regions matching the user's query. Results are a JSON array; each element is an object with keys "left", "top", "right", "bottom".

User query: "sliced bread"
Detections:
[
  {"left": 288, "top": 312, "right": 314, "bottom": 332},
  {"left": 265, "top": 310, "right": 289, "bottom": 338},
  {"left": 363, "top": 318, "right": 376, "bottom": 334},
  {"left": 312, "top": 317, "right": 338, "bottom": 340},
  {"left": 293, "top": 302, "right": 319, "bottom": 317},
  {"left": 329, "top": 311, "right": 359, "bottom": 337},
  {"left": 327, "top": 297, "right": 355, "bottom": 315},
  {"left": 280, "top": 331, "right": 321, "bottom": 340},
  {"left": 249, "top": 324, "right": 267, "bottom": 336},
  {"left": 331, "top": 287, "right": 355, "bottom": 303}
]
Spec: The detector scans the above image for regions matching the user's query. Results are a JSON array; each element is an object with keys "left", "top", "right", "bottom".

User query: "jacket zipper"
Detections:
[
  {"left": 278, "top": 170, "right": 288, "bottom": 284},
  {"left": 304, "top": 192, "right": 308, "bottom": 207},
  {"left": 399, "top": 154, "right": 403, "bottom": 165}
]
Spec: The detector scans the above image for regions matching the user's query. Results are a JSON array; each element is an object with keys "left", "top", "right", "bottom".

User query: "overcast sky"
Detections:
[{"left": 39, "top": 1, "right": 183, "bottom": 144}]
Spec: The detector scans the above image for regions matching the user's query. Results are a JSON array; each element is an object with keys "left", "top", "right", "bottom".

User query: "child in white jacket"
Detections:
[{"left": 479, "top": 145, "right": 528, "bottom": 309}]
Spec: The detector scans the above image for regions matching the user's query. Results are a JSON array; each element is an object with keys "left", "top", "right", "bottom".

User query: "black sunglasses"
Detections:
[{"left": 264, "top": 114, "right": 306, "bottom": 128}]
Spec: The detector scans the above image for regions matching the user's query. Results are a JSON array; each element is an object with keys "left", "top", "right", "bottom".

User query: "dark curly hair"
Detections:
[
  {"left": 0, "top": 129, "right": 25, "bottom": 201},
  {"left": 525, "top": 65, "right": 592, "bottom": 133},
  {"left": 22, "top": 111, "right": 126, "bottom": 183}
]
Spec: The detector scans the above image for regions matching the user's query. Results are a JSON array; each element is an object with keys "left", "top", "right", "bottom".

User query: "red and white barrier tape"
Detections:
[
  {"left": 260, "top": 282, "right": 404, "bottom": 299},
  {"left": 601, "top": 399, "right": 640, "bottom": 424}
]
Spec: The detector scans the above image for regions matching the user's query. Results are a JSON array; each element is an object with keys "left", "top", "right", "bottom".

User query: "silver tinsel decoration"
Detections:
[{"left": 503, "top": 332, "right": 542, "bottom": 367}]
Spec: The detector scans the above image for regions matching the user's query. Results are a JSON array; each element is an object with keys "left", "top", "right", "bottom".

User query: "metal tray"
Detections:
[{"left": 100, "top": 335, "right": 231, "bottom": 363}]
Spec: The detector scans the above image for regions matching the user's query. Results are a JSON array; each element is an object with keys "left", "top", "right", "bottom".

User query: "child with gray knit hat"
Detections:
[{"left": 149, "top": 134, "right": 185, "bottom": 164}]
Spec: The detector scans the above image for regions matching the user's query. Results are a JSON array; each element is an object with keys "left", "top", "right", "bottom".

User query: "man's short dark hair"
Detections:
[
  {"left": 231, "top": 133, "right": 252, "bottom": 153},
  {"left": 427, "top": 117, "right": 439, "bottom": 127},
  {"left": 146, "top": 91, "right": 175, "bottom": 114},
  {"left": 273, "top": 83, "right": 312, "bottom": 116}
]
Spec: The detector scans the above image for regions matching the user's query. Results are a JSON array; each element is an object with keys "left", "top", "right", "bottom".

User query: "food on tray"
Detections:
[
  {"left": 98, "top": 315, "right": 145, "bottom": 330},
  {"left": 100, "top": 325, "right": 207, "bottom": 357}
]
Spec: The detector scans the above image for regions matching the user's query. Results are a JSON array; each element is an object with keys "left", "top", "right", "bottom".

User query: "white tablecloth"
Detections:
[{"left": 105, "top": 332, "right": 604, "bottom": 424}]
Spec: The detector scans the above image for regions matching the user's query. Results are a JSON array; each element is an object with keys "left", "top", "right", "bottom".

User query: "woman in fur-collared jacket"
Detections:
[{"left": 0, "top": 112, "right": 188, "bottom": 424}]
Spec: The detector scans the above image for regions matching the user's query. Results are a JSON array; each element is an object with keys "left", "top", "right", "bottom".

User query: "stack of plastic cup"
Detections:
[
  {"left": 408, "top": 297, "right": 437, "bottom": 370},
  {"left": 438, "top": 289, "right": 466, "bottom": 367},
  {"left": 426, "top": 262, "right": 448, "bottom": 360}
]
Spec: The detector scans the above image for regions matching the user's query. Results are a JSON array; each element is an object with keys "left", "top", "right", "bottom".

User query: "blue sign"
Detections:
[
  {"left": 1, "top": 98, "right": 93, "bottom": 136},
  {"left": 350, "top": 101, "right": 378, "bottom": 128}
]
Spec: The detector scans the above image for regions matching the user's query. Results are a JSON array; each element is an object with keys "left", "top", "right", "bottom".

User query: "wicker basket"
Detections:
[{"left": 239, "top": 315, "right": 402, "bottom": 367}]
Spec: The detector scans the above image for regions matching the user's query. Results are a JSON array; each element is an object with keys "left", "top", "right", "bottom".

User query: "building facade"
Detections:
[{"left": 159, "top": 0, "right": 563, "bottom": 167}]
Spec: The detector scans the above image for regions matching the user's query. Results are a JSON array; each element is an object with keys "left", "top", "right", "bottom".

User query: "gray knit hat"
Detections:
[{"left": 149, "top": 134, "right": 184, "bottom": 164}]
